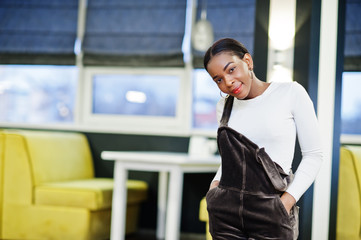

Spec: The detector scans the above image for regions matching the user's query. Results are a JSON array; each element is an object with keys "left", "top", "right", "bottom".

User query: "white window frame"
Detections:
[
  {"left": 81, "top": 66, "right": 192, "bottom": 136},
  {"left": 340, "top": 134, "right": 361, "bottom": 145},
  {"left": 339, "top": 71, "right": 361, "bottom": 144}
]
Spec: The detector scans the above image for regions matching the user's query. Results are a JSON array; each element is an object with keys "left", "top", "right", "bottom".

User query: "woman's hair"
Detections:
[{"left": 203, "top": 38, "right": 249, "bottom": 71}]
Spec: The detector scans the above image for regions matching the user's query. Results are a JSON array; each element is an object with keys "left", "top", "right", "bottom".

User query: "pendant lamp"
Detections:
[{"left": 191, "top": 0, "right": 214, "bottom": 51}]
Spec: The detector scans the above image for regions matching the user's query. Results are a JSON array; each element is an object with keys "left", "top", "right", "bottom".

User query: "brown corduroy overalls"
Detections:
[{"left": 206, "top": 96, "right": 299, "bottom": 240}]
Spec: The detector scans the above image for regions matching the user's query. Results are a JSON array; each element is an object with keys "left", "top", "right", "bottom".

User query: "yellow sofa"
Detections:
[
  {"left": 337, "top": 145, "right": 361, "bottom": 240},
  {"left": 199, "top": 197, "right": 211, "bottom": 240},
  {"left": 0, "top": 129, "right": 148, "bottom": 240}
]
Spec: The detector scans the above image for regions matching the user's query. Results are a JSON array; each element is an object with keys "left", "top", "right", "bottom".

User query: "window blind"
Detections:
[
  {"left": 0, "top": 0, "right": 78, "bottom": 65},
  {"left": 83, "top": 0, "right": 187, "bottom": 67},
  {"left": 192, "top": 0, "right": 256, "bottom": 68},
  {"left": 344, "top": 0, "right": 361, "bottom": 71}
]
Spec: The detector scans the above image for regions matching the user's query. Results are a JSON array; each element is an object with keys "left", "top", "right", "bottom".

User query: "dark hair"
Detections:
[{"left": 203, "top": 38, "right": 250, "bottom": 71}]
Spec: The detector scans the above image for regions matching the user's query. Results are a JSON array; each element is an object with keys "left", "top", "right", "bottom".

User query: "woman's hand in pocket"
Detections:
[{"left": 280, "top": 192, "right": 296, "bottom": 214}]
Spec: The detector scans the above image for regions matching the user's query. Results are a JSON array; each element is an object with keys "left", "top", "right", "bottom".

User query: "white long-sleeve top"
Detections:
[{"left": 213, "top": 81, "right": 323, "bottom": 201}]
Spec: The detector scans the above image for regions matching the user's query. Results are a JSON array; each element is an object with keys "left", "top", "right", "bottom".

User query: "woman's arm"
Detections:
[
  {"left": 209, "top": 165, "right": 222, "bottom": 190},
  {"left": 285, "top": 82, "right": 323, "bottom": 202},
  {"left": 209, "top": 180, "right": 220, "bottom": 190}
]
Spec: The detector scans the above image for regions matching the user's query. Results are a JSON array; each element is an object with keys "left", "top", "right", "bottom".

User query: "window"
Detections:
[
  {"left": 341, "top": 71, "right": 361, "bottom": 135},
  {"left": 92, "top": 74, "right": 179, "bottom": 117},
  {"left": 192, "top": 69, "right": 219, "bottom": 130},
  {"left": 83, "top": 67, "right": 190, "bottom": 134},
  {"left": 0, "top": 0, "right": 259, "bottom": 137},
  {"left": 0, "top": 65, "right": 78, "bottom": 124}
]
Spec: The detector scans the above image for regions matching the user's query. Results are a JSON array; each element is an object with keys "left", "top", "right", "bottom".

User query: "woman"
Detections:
[{"left": 204, "top": 38, "right": 323, "bottom": 239}]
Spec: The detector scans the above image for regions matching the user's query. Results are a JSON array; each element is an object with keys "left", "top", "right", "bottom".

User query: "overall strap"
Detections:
[{"left": 219, "top": 95, "right": 234, "bottom": 127}]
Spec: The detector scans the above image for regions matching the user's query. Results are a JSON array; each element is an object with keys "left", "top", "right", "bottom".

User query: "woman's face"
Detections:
[{"left": 207, "top": 52, "right": 253, "bottom": 100}]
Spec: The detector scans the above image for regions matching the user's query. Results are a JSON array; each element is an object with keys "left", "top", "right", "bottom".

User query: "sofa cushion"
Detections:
[
  {"left": 6, "top": 130, "right": 94, "bottom": 185},
  {"left": 35, "top": 178, "right": 147, "bottom": 210},
  {"left": 126, "top": 180, "right": 149, "bottom": 203},
  {"left": 337, "top": 146, "right": 361, "bottom": 239},
  {"left": 199, "top": 197, "right": 208, "bottom": 221}
]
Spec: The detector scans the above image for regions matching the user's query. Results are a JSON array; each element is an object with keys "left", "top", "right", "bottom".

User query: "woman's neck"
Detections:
[{"left": 246, "top": 78, "right": 271, "bottom": 100}]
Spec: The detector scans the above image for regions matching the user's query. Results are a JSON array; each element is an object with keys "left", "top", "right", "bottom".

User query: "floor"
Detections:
[{"left": 125, "top": 229, "right": 206, "bottom": 240}]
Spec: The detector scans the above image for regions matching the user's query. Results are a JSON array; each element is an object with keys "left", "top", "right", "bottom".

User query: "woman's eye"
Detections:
[
  {"left": 229, "top": 67, "right": 235, "bottom": 73},
  {"left": 216, "top": 78, "right": 222, "bottom": 84}
]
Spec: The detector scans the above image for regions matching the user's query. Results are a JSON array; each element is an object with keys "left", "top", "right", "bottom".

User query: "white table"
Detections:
[{"left": 101, "top": 151, "right": 221, "bottom": 240}]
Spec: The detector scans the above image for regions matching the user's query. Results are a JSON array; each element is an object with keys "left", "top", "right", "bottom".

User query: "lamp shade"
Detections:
[{"left": 192, "top": 19, "right": 214, "bottom": 52}]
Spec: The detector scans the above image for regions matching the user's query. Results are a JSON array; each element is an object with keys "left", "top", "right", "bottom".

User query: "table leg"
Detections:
[
  {"left": 110, "top": 161, "right": 128, "bottom": 240},
  {"left": 157, "top": 171, "right": 168, "bottom": 239},
  {"left": 165, "top": 167, "right": 183, "bottom": 240}
]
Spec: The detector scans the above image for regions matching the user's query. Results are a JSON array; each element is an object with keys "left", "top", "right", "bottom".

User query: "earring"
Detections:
[
  {"left": 219, "top": 91, "right": 228, "bottom": 98},
  {"left": 249, "top": 68, "right": 254, "bottom": 80}
]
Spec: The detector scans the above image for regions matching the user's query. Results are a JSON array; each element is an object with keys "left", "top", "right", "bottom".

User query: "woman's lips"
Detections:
[{"left": 232, "top": 85, "right": 241, "bottom": 94}]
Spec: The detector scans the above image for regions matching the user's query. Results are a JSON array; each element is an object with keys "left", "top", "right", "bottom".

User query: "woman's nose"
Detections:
[{"left": 224, "top": 76, "right": 234, "bottom": 87}]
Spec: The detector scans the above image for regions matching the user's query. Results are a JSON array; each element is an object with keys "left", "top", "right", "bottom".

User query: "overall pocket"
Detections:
[
  {"left": 276, "top": 195, "right": 300, "bottom": 240},
  {"left": 243, "top": 194, "right": 294, "bottom": 239}
]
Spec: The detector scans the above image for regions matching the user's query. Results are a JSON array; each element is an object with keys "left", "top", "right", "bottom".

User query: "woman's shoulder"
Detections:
[
  {"left": 271, "top": 81, "right": 300, "bottom": 89},
  {"left": 273, "top": 81, "right": 313, "bottom": 108},
  {"left": 271, "top": 81, "right": 305, "bottom": 95}
]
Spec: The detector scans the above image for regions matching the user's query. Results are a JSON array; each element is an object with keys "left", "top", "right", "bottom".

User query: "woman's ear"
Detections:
[{"left": 243, "top": 53, "right": 254, "bottom": 69}]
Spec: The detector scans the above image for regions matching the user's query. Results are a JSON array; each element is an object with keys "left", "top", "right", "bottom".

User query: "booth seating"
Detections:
[
  {"left": 337, "top": 145, "right": 361, "bottom": 240},
  {"left": 0, "top": 129, "right": 148, "bottom": 240},
  {"left": 199, "top": 197, "right": 211, "bottom": 240}
]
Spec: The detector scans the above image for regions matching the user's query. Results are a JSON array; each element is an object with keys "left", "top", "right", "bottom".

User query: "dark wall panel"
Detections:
[{"left": 294, "top": 0, "right": 321, "bottom": 239}]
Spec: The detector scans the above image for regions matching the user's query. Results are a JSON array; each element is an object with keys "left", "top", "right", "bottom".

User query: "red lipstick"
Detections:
[{"left": 232, "top": 85, "right": 241, "bottom": 94}]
